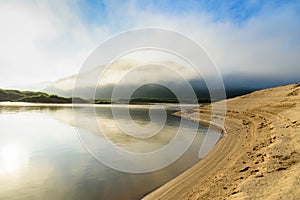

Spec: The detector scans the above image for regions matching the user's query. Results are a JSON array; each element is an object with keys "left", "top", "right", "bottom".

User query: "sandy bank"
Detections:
[{"left": 143, "top": 83, "right": 300, "bottom": 200}]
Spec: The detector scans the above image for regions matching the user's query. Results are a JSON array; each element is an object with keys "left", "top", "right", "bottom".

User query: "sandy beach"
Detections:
[{"left": 143, "top": 83, "right": 300, "bottom": 200}]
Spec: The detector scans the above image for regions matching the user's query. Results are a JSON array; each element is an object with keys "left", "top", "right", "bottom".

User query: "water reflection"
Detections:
[
  {"left": 0, "top": 144, "right": 28, "bottom": 173},
  {"left": 0, "top": 104, "right": 220, "bottom": 200}
]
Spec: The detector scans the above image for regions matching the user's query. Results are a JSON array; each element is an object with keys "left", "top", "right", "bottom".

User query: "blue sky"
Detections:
[
  {"left": 78, "top": 0, "right": 298, "bottom": 26},
  {"left": 0, "top": 0, "right": 299, "bottom": 88}
]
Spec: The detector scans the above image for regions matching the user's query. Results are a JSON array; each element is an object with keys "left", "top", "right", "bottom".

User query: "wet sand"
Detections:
[{"left": 143, "top": 83, "right": 300, "bottom": 199}]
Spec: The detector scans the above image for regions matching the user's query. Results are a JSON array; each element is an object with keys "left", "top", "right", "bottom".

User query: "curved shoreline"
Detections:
[{"left": 143, "top": 84, "right": 300, "bottom": 199}]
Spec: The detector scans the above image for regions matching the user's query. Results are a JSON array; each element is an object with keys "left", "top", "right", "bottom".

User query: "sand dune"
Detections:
[{"left": 143, "top": 83, "right": 300, "bottom": 200}]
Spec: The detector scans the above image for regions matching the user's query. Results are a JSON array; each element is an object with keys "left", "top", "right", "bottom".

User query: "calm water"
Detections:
[{"left": 0, "top": 103, "right": 220, "bottom": 200}]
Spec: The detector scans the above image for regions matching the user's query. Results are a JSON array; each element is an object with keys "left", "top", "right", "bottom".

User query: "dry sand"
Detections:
[{"left": 143, "top": 83, "right": 300, "bottom": 200}]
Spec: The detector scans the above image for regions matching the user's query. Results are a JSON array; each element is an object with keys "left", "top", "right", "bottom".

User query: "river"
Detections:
[{"left": 0, "top": 103, "right": 220, "bottom": 200}]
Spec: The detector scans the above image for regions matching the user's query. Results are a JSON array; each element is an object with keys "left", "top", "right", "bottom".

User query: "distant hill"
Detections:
[
  {"left": 0, "top": 88, "right": 208, "bottom": 104},
  {"left": 43, "top": 59, "right": 257, "bottom": 101},
  {"left": 45, "top": 78, "right": 255, "bottom": 102},
  {"left": 0, "top": 88, "right": 87, "bottom": 104}
]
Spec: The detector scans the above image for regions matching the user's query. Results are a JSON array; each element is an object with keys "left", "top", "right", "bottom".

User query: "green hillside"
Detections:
[
  {"left": 0, "top": 88, "right": 87, "bottom": 104},
  {"left": 0, "top": 88, "right": 212, "bottom": 104}
]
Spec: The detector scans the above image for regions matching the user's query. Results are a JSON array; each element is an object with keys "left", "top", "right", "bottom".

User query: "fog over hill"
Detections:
[
  {"left": 44, "top": 59, "right": 203, "bottom": 99},
  {"left": 42, "top": 59, "right": 299, "bottom": 100}
]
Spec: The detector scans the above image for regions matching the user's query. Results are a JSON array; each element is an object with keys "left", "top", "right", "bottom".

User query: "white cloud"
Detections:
[
  {"left": 0, "top": 1, "right": 299, "bottom": 89},
  {"left": 0, "top": 0, "right": 108, "bottom": 88},
  {"left": 115, "top": 1, "right": 300, "bottom": 78}
]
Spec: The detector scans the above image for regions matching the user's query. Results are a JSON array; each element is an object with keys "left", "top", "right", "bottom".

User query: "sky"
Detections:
[{"left": 0, "top": 0, "right": 300, "bottom": 89}]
